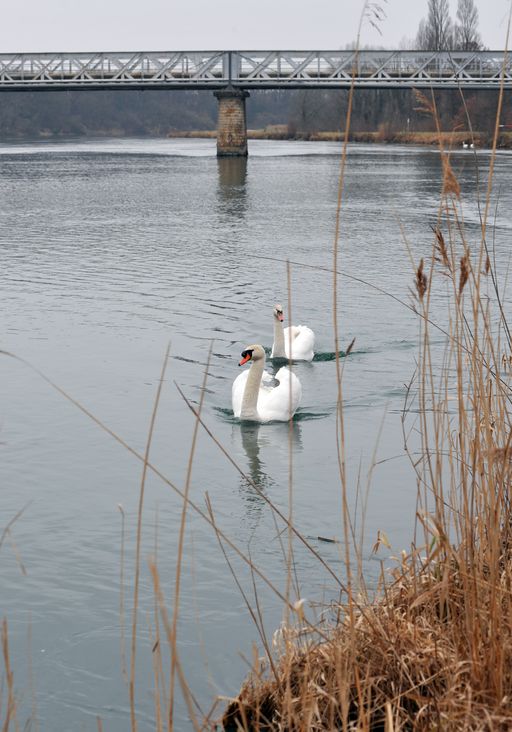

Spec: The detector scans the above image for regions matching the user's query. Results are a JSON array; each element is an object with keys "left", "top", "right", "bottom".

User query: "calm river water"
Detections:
[{"left": 1, "top": 137, "right": 511, "bottom": 730}]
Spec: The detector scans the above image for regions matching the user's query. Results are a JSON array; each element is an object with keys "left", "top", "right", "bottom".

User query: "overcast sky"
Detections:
[{"left": 0, "top": 0, "right": 510, "bottom": 53}]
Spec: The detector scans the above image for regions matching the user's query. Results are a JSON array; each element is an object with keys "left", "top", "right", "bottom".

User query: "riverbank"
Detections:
[
  {"left": 169, "top": 127, "right": 512, "bottom": 148},
  {"left": 1, "top": 127, "right": 509, "bottom": 150},
  {"left": 223, "top": 555, "right": 504, "bottom": 730}
]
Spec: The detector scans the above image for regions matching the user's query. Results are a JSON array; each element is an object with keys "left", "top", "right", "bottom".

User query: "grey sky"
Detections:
[{"left": 0, "top": 0, "right": 510, "bottom": 52}]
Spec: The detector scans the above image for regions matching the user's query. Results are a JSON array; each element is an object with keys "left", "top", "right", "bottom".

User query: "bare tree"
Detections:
[
  {"left": 416, "top": 0, "right": 453, "bottom": 50},
  {"left": 454, "top": 0, "right": 482, "bottom": 51}
]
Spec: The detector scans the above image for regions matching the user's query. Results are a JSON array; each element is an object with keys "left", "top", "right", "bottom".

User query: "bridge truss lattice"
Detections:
[{"left": 0, "top": 50, "right": 510, "bottom": 91}]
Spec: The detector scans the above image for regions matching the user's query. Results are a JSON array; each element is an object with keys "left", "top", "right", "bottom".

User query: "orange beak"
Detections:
[
  {"left": 278, "top": 313, "right": 284, "bottom": 322},
  {"left": 239, "top": 354, "right": 251, "bottom": 366}
]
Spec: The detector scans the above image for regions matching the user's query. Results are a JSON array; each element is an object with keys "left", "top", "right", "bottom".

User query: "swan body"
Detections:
[
  {"left": 271, "top": 304, "right": 315, "bottom": 362},
  {"left": 232, "top": 344, "right": 302, "bottom": 422}
]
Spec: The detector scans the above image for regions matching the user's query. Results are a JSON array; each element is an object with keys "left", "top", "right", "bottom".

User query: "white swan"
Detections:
[
  {"left": 271, "top": 303, "right": 315, "bottom": 362},
  {"left": 232, "top": 344, "right": 302, "bottom": 422}
]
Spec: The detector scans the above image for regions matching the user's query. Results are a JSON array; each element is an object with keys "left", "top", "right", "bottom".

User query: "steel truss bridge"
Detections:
[{"left": 0, "top": 50, "right": 510, "bottom": 91}]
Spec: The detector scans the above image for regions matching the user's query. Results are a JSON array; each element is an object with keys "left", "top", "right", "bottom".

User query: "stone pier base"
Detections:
[{"left": 214, "top": 89, "right": 250, "bottom": 157}]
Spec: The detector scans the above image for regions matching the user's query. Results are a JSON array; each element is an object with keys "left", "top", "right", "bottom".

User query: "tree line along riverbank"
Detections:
[{"left": 0, "top": 88, "right": 510, "bottom": 146}]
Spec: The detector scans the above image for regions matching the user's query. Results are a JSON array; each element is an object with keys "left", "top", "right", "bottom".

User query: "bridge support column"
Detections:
[{"left": 214, "top": 89, "right": 250, "bottom": 157}]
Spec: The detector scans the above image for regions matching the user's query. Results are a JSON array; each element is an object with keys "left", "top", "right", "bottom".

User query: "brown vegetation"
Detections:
[{"left": 168, "top": 127, "right": 512, "bottom": 148}]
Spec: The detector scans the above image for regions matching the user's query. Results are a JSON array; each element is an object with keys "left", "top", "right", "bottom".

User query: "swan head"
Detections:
[
  {"left": 273, "top": 304, "right": 284, "bottom": 322},
  {"left": 239, "top": 344, "right": 265, "bottom": 366}
]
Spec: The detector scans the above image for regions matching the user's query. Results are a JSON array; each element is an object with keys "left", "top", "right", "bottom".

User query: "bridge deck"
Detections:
[{"left": 0, "top": 50, "right": 510, "bottom": 91}]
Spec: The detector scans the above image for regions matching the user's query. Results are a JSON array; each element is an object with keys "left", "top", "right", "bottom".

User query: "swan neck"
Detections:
[
  {"left": 273, "top": 318, "right": 286, "bottom": 358},
  {"left": 241, "top": 358, "right": 264, "bottom": 420}
]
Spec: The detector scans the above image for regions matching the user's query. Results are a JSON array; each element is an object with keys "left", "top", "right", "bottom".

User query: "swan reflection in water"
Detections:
[{"left": 232, "top": 420, "right": 303, "bottom": 520}]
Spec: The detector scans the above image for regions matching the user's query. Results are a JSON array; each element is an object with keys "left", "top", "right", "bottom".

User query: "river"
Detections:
[{"left": 1, "top": 137, "right": 511, "bottom": 730}]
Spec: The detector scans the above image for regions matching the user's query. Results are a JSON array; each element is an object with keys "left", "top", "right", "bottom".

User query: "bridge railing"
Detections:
[{"left": 0, "top": 50, "right": 510, "bottom": 89}]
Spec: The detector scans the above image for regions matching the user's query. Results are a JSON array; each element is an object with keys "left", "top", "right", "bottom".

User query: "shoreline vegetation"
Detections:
[
  {"left": 167, "top": 126, "right": 512, "bottom": 148},
  {"left": 0, "top": 83, "right": 508, "bottom": 145},
  {"left": 13, "top": 126, "right": 511, "bottom": 149}
]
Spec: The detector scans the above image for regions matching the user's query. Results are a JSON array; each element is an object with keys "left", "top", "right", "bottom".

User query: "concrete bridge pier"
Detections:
[{"left": 214, "top": 89, "right": 250, "bottom": 157}]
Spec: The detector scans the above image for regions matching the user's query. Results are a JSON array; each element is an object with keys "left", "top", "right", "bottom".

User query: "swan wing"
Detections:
[
  {"left": 232, "top": 369, "right": 249, "bottom": 418},
  {"left": 260, "top": 370, "right": 274, "bottom": 385},
  {"left": 256, "top": 367, "right": 302, "bottom": 422},
  {"left": 284, "top": 325, "right": 315, "bottom": 362}
]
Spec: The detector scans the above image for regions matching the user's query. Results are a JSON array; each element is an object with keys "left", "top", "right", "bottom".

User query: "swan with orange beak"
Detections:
[{"left": 232, "top": 344, "right": 302, "bottom": 422}]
